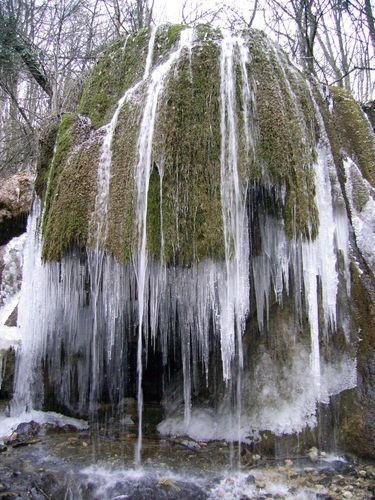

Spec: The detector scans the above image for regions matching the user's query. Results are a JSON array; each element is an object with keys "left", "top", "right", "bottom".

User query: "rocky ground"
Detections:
[{"left": 0, "top": 417, "right": 373, "bottom": 499}]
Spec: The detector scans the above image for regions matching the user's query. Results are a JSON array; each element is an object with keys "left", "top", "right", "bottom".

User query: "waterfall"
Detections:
[
  {"left": 133, "top": 27, "right": 194, "bottom": 465},
  {"left": 6, "top": 26, "right": 360, "bottom": 459},
  {"left": 0, "top": 233, "right": 25, "bottom": 391},
  {"left": 88, "top": 27, "right": 157, "bottom": 412},
  {"left": 11, "top": 200, "right": 44, "bottom": 414}
]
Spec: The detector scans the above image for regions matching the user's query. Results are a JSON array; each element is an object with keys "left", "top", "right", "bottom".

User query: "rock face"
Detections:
[
  {"left": 7, "top": 25, "right": 375, "bottom": 459},
  {"left": 0, "top": 172, "right": 33, "bottom": 246}
]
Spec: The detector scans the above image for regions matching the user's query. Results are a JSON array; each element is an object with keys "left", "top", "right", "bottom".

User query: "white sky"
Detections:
[{"left": 153, "top": 0, "right": 259, "bottom": 28}]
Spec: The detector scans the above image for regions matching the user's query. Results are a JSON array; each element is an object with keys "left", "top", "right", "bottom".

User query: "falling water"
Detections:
[
  {"left": 11, "top": 200, "right": 44, "bottom": 414},
  {"left": 219, "top": 32, "right": 252, "bottom": 458},
  {"left": 5, "top": 26, "right": 359, "bottom": 464},
  {"left": 133, "top": 27, "right": 194, "bottom": 465},
  {"left": 88, "top": 27, "right": 157, "bottom": 411}
]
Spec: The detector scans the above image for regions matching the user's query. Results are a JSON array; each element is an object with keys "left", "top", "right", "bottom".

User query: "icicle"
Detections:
[
  {"left": 11, "top": 200, "right": 44, "bottom": 414},
  {"left": 219, "top": 31, "right": 250, "bottom": 381},
  {"left": 88, "top": 27, "right": 157, "bottom": 412}
]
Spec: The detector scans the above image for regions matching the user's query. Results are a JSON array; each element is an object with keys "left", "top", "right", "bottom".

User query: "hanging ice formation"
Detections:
[
  {"left": 0, "top": 233, "right": 25, "bottom": 391},
  {"left": 10, "top": 26, "right": 359, "bottom": 450}
]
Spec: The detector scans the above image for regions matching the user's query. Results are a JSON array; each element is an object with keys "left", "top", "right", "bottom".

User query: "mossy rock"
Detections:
[
  {"left": 77, "top": 29, "right": 150, "bottom": 129},
  {"left": 330, "top": 86, "right": 375, "bottom": 187},
  {"left": 152, "top": 24, "right": 187, "bottom": 63},
  {"left": 35, "top": 116, "right": 61, "bottom": 198},
  {"left": 106, "top": 98, "right": 142, "bottom": 262},
  {"left": 41, "top": 113, "right": 99, "bottom": 261},
  {"left": 150, "top": 37, "right": 224, "bottom": 264},
  {"left": 248, "top": 31, "right": 318, "bottom": 239},
  {"left": 39, "top": 25, "right": 330, "bottom": 264}
]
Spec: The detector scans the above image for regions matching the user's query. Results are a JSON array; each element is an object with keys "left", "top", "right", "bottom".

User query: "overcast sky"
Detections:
[{"left": 153, "top": 0, "right": 261, "bottom": 28}]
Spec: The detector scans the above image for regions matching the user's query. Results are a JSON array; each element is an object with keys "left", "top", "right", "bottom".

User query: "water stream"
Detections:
[{"left": 0, "top": 28, "right": 362, "bottom": 489}]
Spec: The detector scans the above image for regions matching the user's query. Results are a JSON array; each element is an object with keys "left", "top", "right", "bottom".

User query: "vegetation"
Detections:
[
  {"left": 41, "top": 113, "right": 98, "bottom": 261},
  {"left": 331, "top": 86, "right": 375, "bottom": 187},
  {"left": 248, "top": 31, "right": 318, "bottom": 239},
  {"left": 36, "top": 25, "right": 373, "bottom": 266},
  {"left": 77, "top": 30, "right": 149, "bottom": 129}
]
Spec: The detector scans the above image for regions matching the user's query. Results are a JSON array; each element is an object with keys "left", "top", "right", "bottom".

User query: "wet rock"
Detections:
[
  {"left": 119, "top": 414, "right": 134, "bottom": 426},
  {"left": 255, "top": 479, "right": 266, "bottom": 489},
  {"left": 245, "top": 474, "right": 255, "bottom": 484},
  {"left": 0, "top": 350, "right": 16, "bottom": 400},
  {"left": 319, "top": 476, "right": 332, "bottom": 487},
  {"left": 180, "top": 440, "right": 201, "bottom": 450},
  {"left": 157, "top": 477, "right": 181, "bottom": 491},
  {"left": 14, "top": 420, "right": 41, "bottom": 438},
  {"left": 329, "top": 461, "right": 355, "bottom": 475},
  {"left": 307, "top": 447, "right": 319, "bottom": 462},
  {"left": 12, "top": 438, "right": 40, "bottom": 448},
  {"left": 303, "top": 467, "right": 315, "bottom": 473},
  {"left": 0, "top": 172, "right": 33, "bottom": 246}
]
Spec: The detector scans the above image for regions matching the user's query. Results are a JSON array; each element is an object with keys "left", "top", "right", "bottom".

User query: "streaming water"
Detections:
[
  {"left": 133, "top": 27, "right": 194, "bottom": 465},
  {"left": 5, "top": 27, "right": 358, "bottom": 472}
]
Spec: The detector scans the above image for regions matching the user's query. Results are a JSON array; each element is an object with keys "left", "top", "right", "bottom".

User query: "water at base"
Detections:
[{"left": 0, "top": 421, "right": 367, "bottom": 500}]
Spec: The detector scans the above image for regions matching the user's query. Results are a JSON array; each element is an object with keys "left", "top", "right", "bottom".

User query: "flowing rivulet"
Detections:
[{"left": 11, "top": 25, "right": 372, "bottom": 461}]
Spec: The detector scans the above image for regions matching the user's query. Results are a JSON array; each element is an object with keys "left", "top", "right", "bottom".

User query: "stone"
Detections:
[
  {"left": 245, "top": 475, "right": 255, "bottom": 484},
  {"left": 255, "top": 479, "right": 266, "bottom": 489},
  {"left": 0, "top": 172, "right": 33, "bottom": 246},
  {"left": 342, "top": 491, "right": 353, "bottom": 498},
  {"left": 15, "top": 421, "right": 41, "bottom": 438},
  {"left": 307, "top": 447, "right": 319, "bottom": 462}
]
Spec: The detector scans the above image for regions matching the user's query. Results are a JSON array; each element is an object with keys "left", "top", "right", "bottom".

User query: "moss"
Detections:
[
  {"left": 77, "top": 29, "right": 150, "bottom": 128},
  {"left": 248, "top": 31, "right": 318, "bottom": 239},
  {"left": 106, "top": 99, "right": 142, "bottom": 262},
  {"left": 334, "top": 263, "right": 375, "bottom": 459},
  {"left": 195, "top": 24, "right": 222, "bottom": 42},
  {"left": 350, "top": 163, "right": 370, "bottom": 211},
  {"left": 152, "top": 24, "right": 187, "bottom": 63},
  {"left": 41, "top": 26, "right": 327, "bottom": 264},
  {"left": 42, "top": 113, "right": 77, "bottom": 234},
  {"left": 310, "top": 82, "right": 344, "bottom": 173},
  {"left": 35, "top": 117, "right": 61, "bottom": 198},
  {"left": 330, "top": 86, "right": 375, "bottom": 187},
  {"left": 149, "top": 39, "right": 224, "bottom": 264},
  {"left": 41, "top": 114, "right": 98, "bottom": 261}
]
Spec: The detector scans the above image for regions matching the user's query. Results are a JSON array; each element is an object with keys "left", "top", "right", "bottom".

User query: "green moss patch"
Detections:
[
  {"left": 150, "top": 39, "right": 224, "bottom": 264},
  {"left": 152, "top": 24, "right": 187, "bottom": 64},
  {"left": 248, "top": 31, "right": 318, "bottom": 239},
  {"left": 35, "top": 117, "right": 61, "bottom": 198},
  {"left": 106, "top": 98, "right": 142, "bottom": 262},
  {"left": 41, "top": 114, "right": 99, "bottom": 261},
  {"left": 78, "top": 29, "right": 150, "bottom": 128},
  {"left": 40, "top": 26, "right": 332, "bottom": 264},
  {"left": 331, "top": 86, "right": 375, "bottom": 187}
]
